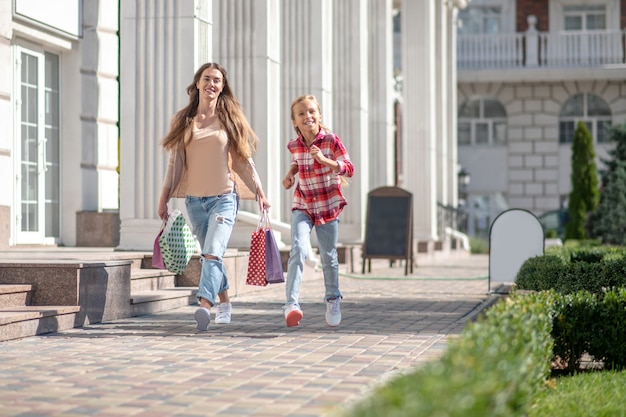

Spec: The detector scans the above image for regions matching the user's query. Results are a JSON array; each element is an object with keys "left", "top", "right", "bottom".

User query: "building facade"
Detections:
[
  {"left": 0, "top": 0, "right": 119, "bottom": 249},
  {"left": 457, "top": 0, "right": 626, "bottom": 237},
  {"left": 1, "top": 0, "right": 464, "bottom": 254},
  {"left": 116, "top": 0, "right": 465, "bottom": 252}
]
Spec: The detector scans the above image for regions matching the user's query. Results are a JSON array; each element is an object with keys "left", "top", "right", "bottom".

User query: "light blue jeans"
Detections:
[
  {"left": 185, "top": 193, "right": 238, "bottom": 305},
  {"left": 286, "top": 210, "right": 342, "bottom": 306}
]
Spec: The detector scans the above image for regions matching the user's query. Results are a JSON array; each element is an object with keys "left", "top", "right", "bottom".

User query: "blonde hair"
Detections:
[
  {"left": 161, "top": 63, "right": 257, "bottom": 159},
  {"left": 290, "top": 95, "right": 330, "bottom": 136}
]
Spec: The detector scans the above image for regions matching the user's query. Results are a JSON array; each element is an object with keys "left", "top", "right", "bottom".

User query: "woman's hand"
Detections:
[
  {"left": 158, "top": 201, "right": 169, "bottom": 221},
  {"left": 258, "top": 195, "right": 271, "bottom": 212}
]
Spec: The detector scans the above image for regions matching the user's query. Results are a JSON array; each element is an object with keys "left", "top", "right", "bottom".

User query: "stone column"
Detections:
[
  {"left": 448, "top": 5, "right": 460, "bottom": 208},
  {"left": 331, "top": 0, "right": 369, "bottom": 243},
  {"left": 368, "top": 0, "right": 395, "bottom": 190},
  {"left": 75, "top": 0, "right": 120, "bottom": 247},
  {"left": 118, "top": 0, "right": 202, "bottom": 250},
  {"left": 435, "top": 0, "right": 449, "bottom": 212},
  {"left": 280, "top": 0, "right": 334, "bottom": 220},
  {"left": 401, "top": 0, "right": 438, "bottom": 242},
  {"left": 211, "top": 0, "right": 282, "bottom": 247}
]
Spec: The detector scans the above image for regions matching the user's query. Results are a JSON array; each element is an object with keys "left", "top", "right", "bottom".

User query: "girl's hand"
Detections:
[
  {"left": 282, "top": 173, "right": 295, "bottom": 189},
  {"left": 309, "top": 145, "right": 325, "bottom": 163}
]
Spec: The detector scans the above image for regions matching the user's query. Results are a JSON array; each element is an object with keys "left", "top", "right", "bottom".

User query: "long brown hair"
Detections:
[{"left": 161, "top": 62, "right": 257, "bottom": 158}]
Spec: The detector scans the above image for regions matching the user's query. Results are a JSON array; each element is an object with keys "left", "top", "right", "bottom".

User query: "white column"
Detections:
[
  {"left": 211, "top": 0, "right": 282, "bottom": 247},
  {"left": 331, "top": 0, "right": 369, "bottom": 243},
  {"left": 448, "top": 5, "right": 460, "bottom": 208},
  {"left": 80, "top": 0, "right": 119, "bottom": 211},
  {"left": 118, "top": 0, "right": 200, "bottom": 250},
  {"left": 435, "top": 0, "right": 449, "bottom": 216},
  {"left": 368, "top": 0, "right": 395, "bottom": 190},
  {"left": 402, "top": 0, "right": 438, "bottom": 242},
  {"left": 279, "top": 0, "right": 333, "bottom": 221}
]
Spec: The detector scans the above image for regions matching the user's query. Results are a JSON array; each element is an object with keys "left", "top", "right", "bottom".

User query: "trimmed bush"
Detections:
[{"left": 340, "top": 292, "right": 555, "bottom": 417}]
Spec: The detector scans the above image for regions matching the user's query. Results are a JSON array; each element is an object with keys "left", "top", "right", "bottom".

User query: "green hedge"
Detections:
[
  {"left": 339, "top": 292, "right": 555, "bottom": 417},
  {"left": 340, "top": 243, "right": 626, "bottom": 417},
  {"left": 516, "top": 245, "right": 626, "bottom": 294}
]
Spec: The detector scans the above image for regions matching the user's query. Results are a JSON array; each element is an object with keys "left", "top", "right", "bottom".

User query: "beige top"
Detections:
[
  {"left": 162, "top": 120, "right": 260, "bottom": 201},
  {"left": 185, "top": 122, "right": 232, "bottom": 197}
]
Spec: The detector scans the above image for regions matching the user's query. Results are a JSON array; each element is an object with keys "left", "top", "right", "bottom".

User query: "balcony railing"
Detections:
[{"left": 458, "top": 29, "right": 626, "bottom": 70}]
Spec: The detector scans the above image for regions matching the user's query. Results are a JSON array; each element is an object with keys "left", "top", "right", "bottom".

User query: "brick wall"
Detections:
[
  {"left": 517, "top": 0, "right": 549, "bottom": 32},
  {"left": 517, "top": 0, "right": 626, "bottom": 32}
]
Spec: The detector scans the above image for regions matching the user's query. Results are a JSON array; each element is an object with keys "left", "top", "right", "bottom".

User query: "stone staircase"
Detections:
[
  {"left": 0, "top": 284, "right": 80, "bottom": 342},
  {"left": 0, "top": 243, "right": 373, "bottom": 342},
  {"left": 0, "top": 250, "right": 249, "bottom": 342}
]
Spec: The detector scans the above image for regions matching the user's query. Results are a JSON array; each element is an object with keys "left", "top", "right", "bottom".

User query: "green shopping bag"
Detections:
[{"left": 159, "top": 209, "right": 197, "bottom": 274}]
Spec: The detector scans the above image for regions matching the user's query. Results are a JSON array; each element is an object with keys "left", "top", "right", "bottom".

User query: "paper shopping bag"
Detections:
[
  {"left": 152, "top": 226, "right": 166, "bottom": 269},
  {"left": 265, "top": 228, "right": 284, "bottom": 284},
  {"left": 246, "top": 226, "right": 268, "bottom": 286}
]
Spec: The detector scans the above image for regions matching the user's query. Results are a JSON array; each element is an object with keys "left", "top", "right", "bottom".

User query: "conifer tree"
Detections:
[
  {"left": 565, "top": 121, "right": 599, "bottom": 240},
  {"left": 591, "top": 123, "right": 626, "bottom": 243}
]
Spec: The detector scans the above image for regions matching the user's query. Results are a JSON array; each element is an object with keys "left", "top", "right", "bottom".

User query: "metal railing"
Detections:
[{"left": 437, "top": 203, "right": 468, "bottom": 239}]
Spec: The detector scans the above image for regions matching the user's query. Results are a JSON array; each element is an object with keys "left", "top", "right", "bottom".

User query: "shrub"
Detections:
[
  {"left": 565, "top": 121, "right": 599, "bottom": 241},
  {"left": 470, "top": 237, "right": 489, "bottom": 254},
  {"left": 591, "top": 123, "right": 626, "bottom": 244},
  {"left": 340, "top": 292, "right": 555, "bottom": 417}
]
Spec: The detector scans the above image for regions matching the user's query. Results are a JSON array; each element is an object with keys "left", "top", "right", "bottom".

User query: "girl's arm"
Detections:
[{"left": 282, "top": 163, "right": 298, "bottom": 189}]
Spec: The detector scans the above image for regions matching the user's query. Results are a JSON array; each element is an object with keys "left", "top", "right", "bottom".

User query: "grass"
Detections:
[{"left": 529, "top": 370, "right": 626, "bottom": 417}]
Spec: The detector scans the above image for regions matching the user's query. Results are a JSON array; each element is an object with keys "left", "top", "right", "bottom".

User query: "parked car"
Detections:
[{"left": 538, "top": 209, "right": 568, "bottom": 240}]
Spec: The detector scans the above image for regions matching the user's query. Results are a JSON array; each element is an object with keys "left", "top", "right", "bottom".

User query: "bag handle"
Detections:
[{"left": 256, "top": 209, "right": 271, "bottom": 231}]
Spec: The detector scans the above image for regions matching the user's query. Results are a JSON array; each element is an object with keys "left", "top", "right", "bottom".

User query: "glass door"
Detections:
[{"left": 14, "top": 47, "right": 60, "bottom": 244}]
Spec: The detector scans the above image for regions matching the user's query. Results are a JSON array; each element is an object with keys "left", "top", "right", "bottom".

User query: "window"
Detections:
[
  {"left": 559, "top": 93, "right": 612, "bottom": 144},
  {"left": 458, "top": 97, "right": 507, "bottom": 146},
  {"left": 564, "top": 5, "right": 606, "bottom": 31},
  {"left": 458, "top": 6, "right": 502, "bottom": 35}
]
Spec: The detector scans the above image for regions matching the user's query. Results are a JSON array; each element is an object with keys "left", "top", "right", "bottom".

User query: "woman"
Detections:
[{"left": 158, "top": 63, "right": 270, "bottom": 331}]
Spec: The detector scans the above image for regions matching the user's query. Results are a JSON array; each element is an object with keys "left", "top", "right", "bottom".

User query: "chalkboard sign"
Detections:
[{"left": 362, "top": 186, "right": 413, "bottom": 275}]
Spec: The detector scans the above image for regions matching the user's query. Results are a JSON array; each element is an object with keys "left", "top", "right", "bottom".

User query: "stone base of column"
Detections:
[{"left": 76, "top": 211, "right": 120, "bottom": 247}]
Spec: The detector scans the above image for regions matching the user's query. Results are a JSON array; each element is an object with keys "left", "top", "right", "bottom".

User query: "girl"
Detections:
[
  {"left": 158, "top": 63, "right": 270, "bottom": 331},
  {"left": 282, "top": 95, "right": 354, "bottom": 327}
]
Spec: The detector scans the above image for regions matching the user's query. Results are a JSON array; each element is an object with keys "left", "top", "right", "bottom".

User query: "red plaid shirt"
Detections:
[{"left": 287, "top": 130, "right": 355, "bottom": 225}]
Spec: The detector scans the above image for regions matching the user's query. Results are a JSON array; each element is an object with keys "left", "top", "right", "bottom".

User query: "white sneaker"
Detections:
[
  {"left": 194, "top": 307, "right": 211, "bottom": 331},
  {"left": 284, "top": 304, "right": 303, "bottom": 327},
  {"left": 215, "top": 302, "right": 232, "bottom": 324},
  {"left": 325, "top": 298, "right": 341, "bottom": 327}
]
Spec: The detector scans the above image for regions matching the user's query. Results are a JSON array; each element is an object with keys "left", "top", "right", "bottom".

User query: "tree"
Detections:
[
  {"left": 565, "top": 121, "right": 599, "bottom": 240},
  {"left": 591, "top": 123, "right": 626, "bottom": 244}
]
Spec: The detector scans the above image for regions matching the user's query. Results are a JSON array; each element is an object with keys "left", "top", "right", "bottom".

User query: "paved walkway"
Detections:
[{"left": 0, "top": 254, "right": 493, "bottom": 417}]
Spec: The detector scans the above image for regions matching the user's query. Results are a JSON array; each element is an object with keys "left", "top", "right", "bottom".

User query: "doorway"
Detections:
[{"left": 13, "top": 46, "right": 60, "bottom": 245}]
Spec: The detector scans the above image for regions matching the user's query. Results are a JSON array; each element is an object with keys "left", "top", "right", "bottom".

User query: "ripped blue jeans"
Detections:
[{"left": 185, "top": 193, "right": 238, "bottom": 305}]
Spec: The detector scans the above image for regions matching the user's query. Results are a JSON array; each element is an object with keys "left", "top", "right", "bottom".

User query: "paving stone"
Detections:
[{"left": 0, "top": 254, "right": 493, "bottom": 417}]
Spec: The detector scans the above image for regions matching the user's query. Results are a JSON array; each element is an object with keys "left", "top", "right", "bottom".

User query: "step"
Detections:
[
  {"left": 130, "top": 288, "right": 198, "bottom": 317},
  {"left": 0, "top": 305, "right": 81, "bottom": 342},
  {"left": 130, "top": 269, "right": 177, "bottom": 293},
  {"left": 0, "top": 284, "right": 33, "bottom": 308}
]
